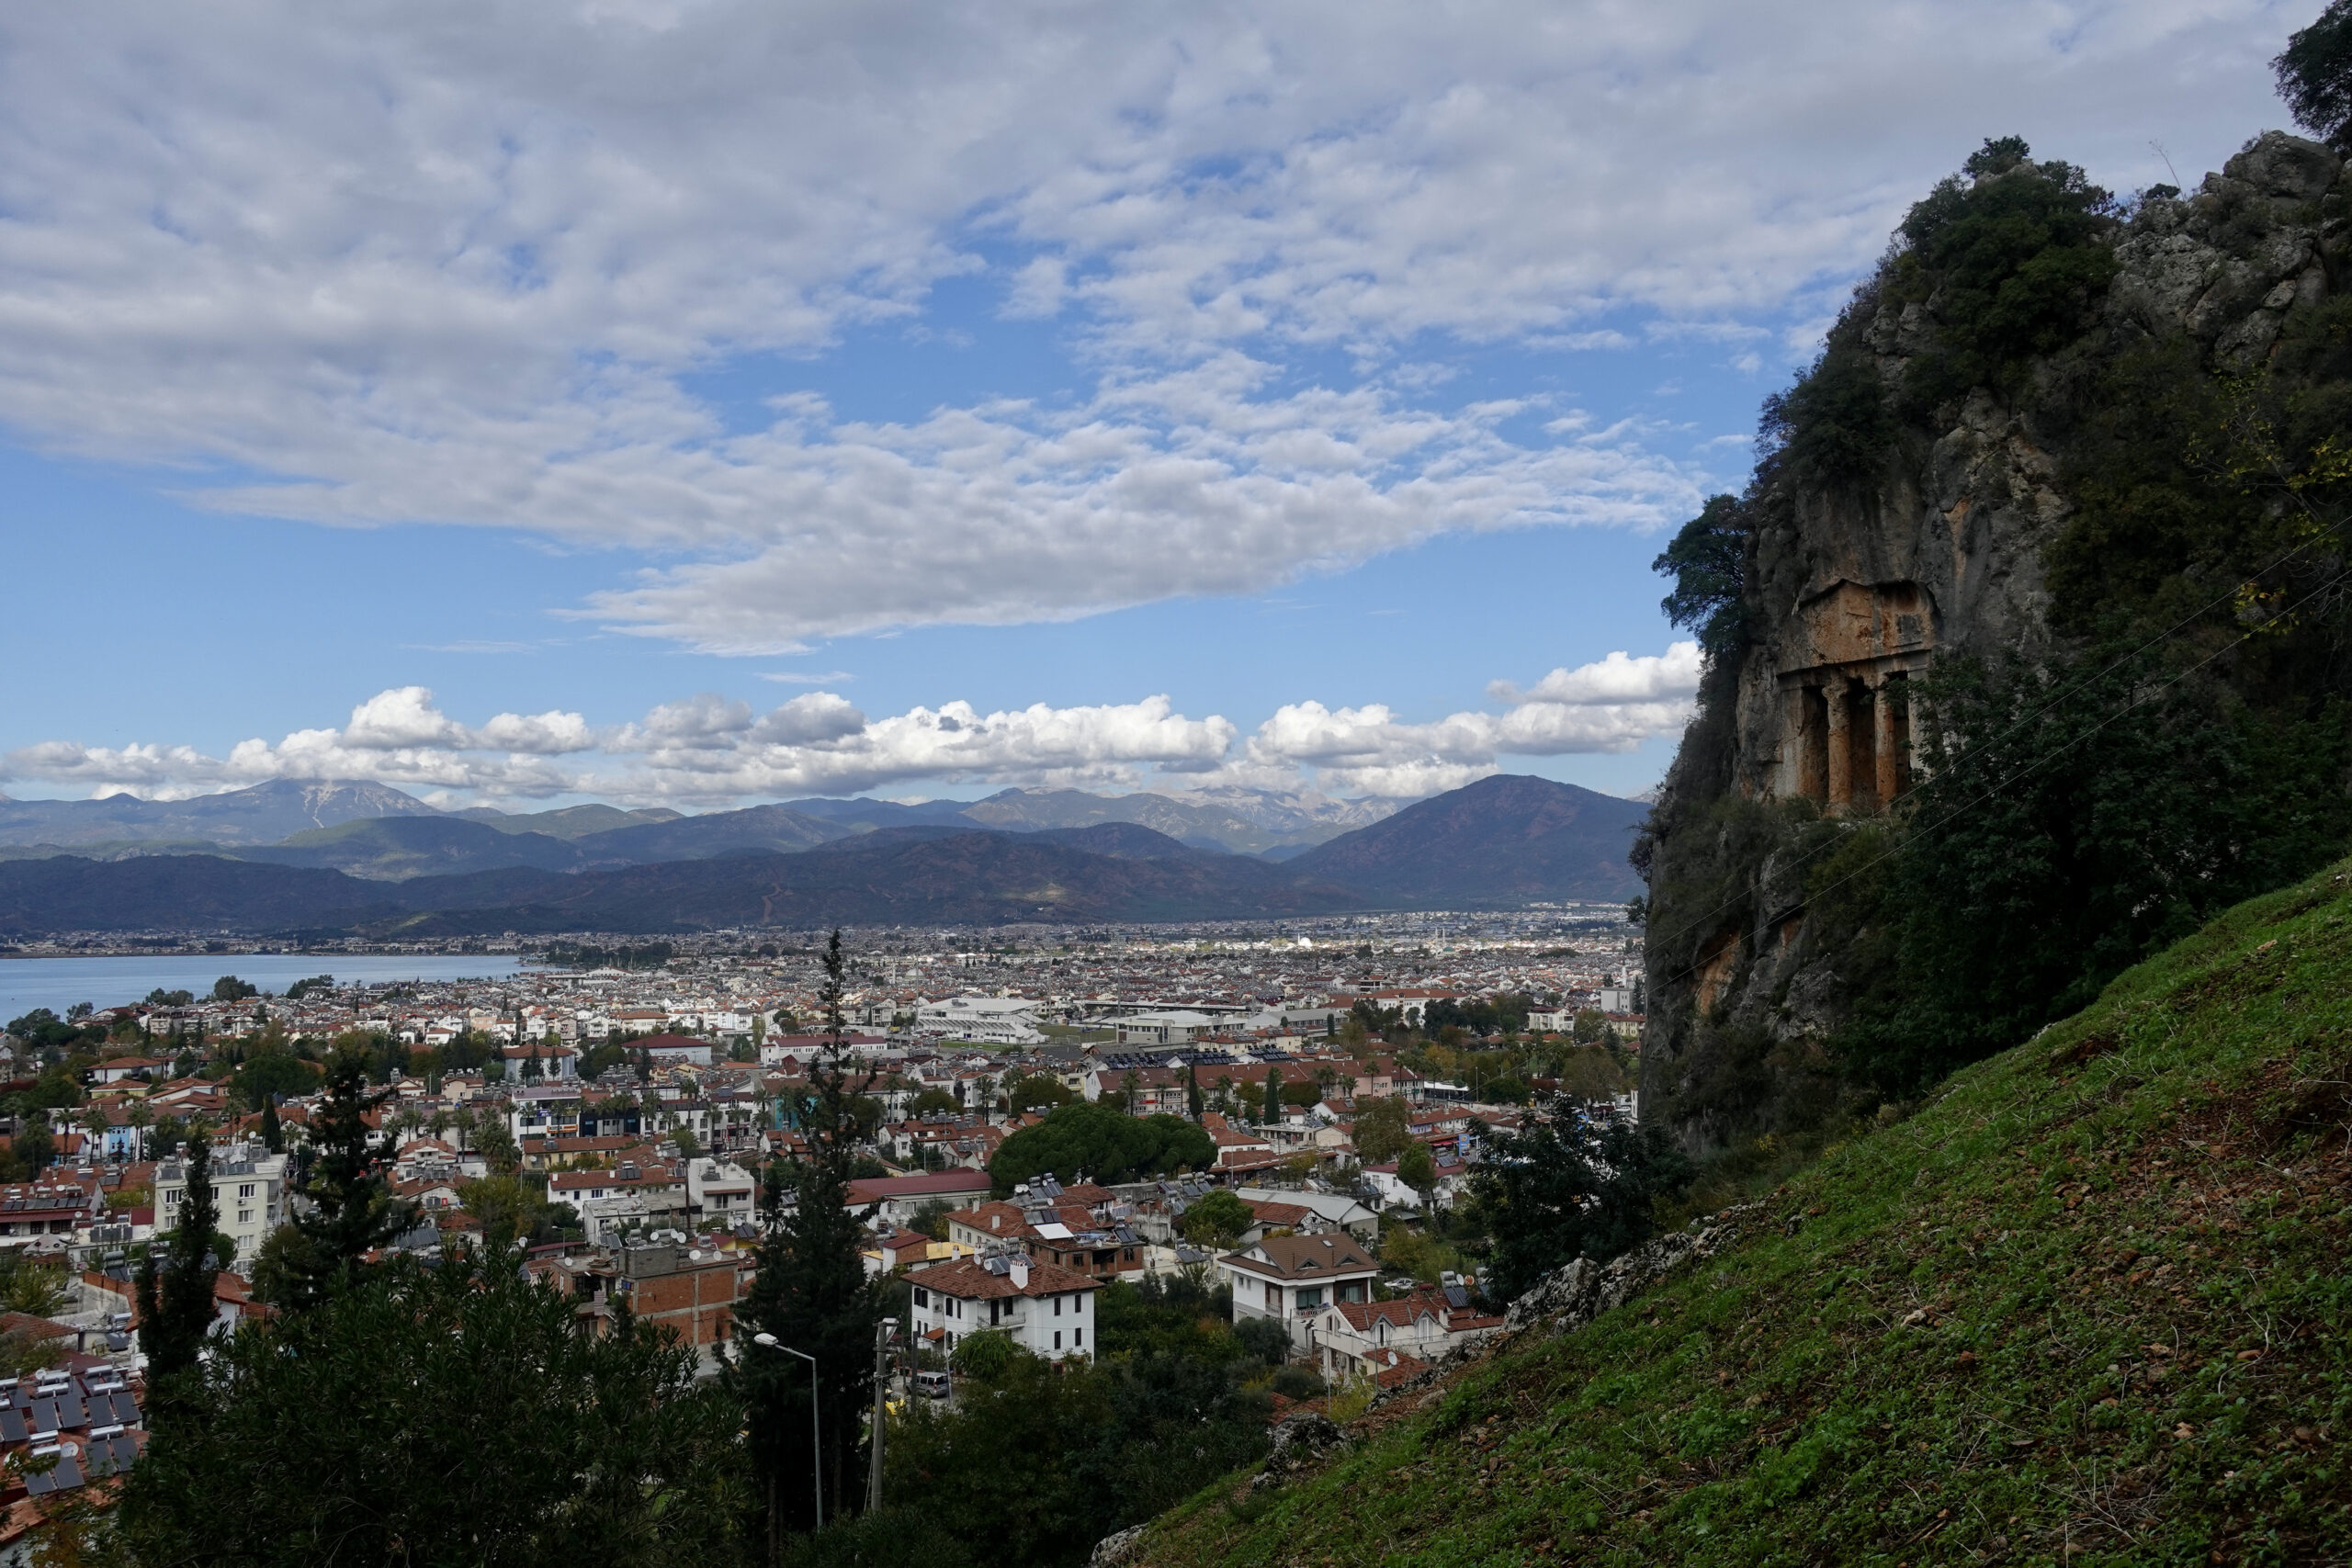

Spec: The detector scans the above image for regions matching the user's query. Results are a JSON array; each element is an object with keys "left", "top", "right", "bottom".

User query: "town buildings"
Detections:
[
  {"left": 1218, "top": 1234, "right": 1381, "bottom": 1359},
  {"left": 154, "top": 1144, "right": 288, "bottom": 1263},
  {"left": 908, "top": 1253, "right": 1098, "bottom": 1361}
]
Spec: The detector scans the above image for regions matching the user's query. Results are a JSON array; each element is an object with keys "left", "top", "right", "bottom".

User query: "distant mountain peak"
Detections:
[{"left": 1287, "top": 773, "right": 1645, "bottom": 906}]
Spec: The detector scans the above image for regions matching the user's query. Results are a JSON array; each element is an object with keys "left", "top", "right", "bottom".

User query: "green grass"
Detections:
[{"left": 1136, "top": 861, "right": 2352, "bottom": 1566}]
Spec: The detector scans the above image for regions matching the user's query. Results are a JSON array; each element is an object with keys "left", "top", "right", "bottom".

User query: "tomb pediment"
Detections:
[{"left": 1780, "top": 580, "right": 1935, "bottom": 677}]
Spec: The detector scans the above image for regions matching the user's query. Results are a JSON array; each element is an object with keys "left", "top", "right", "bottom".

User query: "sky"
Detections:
[{"left": 0, "top": 1, "right": 2309, "bottom": 811}]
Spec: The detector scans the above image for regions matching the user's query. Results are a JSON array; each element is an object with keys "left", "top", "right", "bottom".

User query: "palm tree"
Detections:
[
  {"left": 126, "top": 1101, "right": 154, "bottom": 1163},
  {"left": 82, "top": 1104, "right": 112, "bottom": 1158}
]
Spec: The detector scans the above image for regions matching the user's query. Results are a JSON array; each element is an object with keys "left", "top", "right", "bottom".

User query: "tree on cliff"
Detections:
[
  {"left": 1653, "top": 493, "right": 1751, "bottom": 655},
  {"left": 2278, "top": 0, "right": 2352, "bottom": 148},
  {"left": 1468, "top": 1118, "right": 1691, "bottom": 1303}
]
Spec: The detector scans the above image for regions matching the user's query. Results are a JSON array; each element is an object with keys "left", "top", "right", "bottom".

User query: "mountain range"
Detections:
[
  {"left": 0, "top": 780, "right": 1385, "bottom": 869},
  {"left": 0, "top": 774, "right": 1648, "bottom": 936}
]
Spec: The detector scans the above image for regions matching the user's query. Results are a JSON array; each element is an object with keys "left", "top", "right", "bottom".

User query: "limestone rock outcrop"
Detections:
[{"left": 1641, "top": 131, "right": 2349, "bottom": 1149}]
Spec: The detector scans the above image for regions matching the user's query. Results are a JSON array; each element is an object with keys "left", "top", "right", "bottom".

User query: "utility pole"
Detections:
[{"left": 867, "top": 1316, "right": 896, "bottom": 1512}]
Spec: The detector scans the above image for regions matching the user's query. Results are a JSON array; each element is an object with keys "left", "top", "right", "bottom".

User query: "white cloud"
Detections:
[
  {"left": 0, "top": 3, "right": 2289, "bottom": 649},
  {"left": 1487, "top": 641, "right": 1703, "bottom": 705},
  {"left": 0, "top": 647, "right": 1698, "bottom": 807}
]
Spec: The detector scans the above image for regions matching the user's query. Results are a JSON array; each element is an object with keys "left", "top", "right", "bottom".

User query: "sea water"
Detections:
[{"left": 0, "top": 953, "right": 529, "bottom": 1022}]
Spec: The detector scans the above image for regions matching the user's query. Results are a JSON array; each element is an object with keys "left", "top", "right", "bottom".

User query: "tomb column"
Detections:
[
  {"left": 1824, "top": 680, "right": 1852, "bottom": 811},
  {"left": 1873, "top": 677, "right": 1902, "bottom": 805}
]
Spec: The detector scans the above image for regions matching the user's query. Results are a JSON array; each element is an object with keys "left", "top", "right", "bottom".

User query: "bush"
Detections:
[
  {"left": 1233, "top": 1315, "right": 1292, "bottom": 1366},
  {"left": 1269, "top": 1365, "right": 1326, "bottom": 1401}
]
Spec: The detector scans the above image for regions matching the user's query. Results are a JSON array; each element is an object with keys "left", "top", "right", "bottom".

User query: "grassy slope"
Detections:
[{"left": 1138, "top": 861, "right": 2352, "bottom": 1566}]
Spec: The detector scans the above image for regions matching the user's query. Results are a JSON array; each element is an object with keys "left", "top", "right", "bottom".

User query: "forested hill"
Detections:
[
  {"left": 1123, "top": 855, "right": 2352, "bottom": 1565},
  {"left": 1637, "top": 128, "right": 2352, "bottom": 1160}
]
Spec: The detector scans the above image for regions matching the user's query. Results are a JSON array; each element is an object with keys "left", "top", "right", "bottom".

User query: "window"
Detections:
[
  {"left": 1052, "top": 1295, "right": 1061, "bottom": 1316},
  {"left": 1073, "top": 1326, "right": 1082, "bottom": 1348},
  {"left": 913, "top": 1287, "right": 929, "bottom": 1309},
  {"left": 1296, "top": 1287, "right": 1323, "bottom": 1310},
  {"left": 1053, "top": 1331, "right": 1062, "bottom": 1350},
  {"left": 238, "top": 1184, "right": 254, "bottom": 1200}
]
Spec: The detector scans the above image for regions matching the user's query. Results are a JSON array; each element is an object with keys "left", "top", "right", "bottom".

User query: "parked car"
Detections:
[{"left": 911, "top": 1370, "right": 951, "bottom": 1400}]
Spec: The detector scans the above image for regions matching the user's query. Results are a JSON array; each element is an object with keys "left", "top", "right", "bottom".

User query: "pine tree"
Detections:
[
  {"left": 136, "top": 1135, "right": 219, "bottom": 1413},
  {"left": 729, "top": 929, "right": 884, "bottom": 1550},
  {"left": 279, "top": 1049, "right": 410, "bottom": 1310},
  {"left": 258, "top": 1096, "right": 284, "bottom": 1155}
]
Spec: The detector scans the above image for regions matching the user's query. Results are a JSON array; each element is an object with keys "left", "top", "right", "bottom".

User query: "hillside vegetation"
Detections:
[{"left": 1133, "top": 858, "right": 2352, "bottom": 1565}]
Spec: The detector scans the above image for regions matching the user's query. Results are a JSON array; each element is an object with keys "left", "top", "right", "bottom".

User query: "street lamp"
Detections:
[{"left": 751, "top": 1333, "right": 823, "bottom": 1531}]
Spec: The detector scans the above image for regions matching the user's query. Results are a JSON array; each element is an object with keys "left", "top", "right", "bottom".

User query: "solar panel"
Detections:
[{"left": 26, "top": 1453, "right": 84, "bottom": 1495}]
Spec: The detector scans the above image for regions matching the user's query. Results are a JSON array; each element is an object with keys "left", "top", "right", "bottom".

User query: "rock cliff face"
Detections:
[{"left": 1639, "top": 131, "right": 2351, "bottom": 1151}]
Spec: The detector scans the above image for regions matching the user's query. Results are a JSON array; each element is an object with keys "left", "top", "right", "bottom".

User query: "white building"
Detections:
[
  {"left": 1314, "top": 1283, "right": 1505, "bottom": 1382},
  {"left": 155, "top": 1143, "right": 289, "bottom": 1264},
  {"left": 908, "top": 1253, "right": 1098, "bottom": 1361},
  {"left": 1217, "top": 1233, "right": 1381, "bottom": 1359},
  {"left": 684, "top": 1156, "right": 757, "bottom": 1226},
  {"left": 915, "top": 997, "right": 1045, "bottom": 1046},
  {"left": 1114, "top": 1010, "right": 1216, "bottom": 1046}
]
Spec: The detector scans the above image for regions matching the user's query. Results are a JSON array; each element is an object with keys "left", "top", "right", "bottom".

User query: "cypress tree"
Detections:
[
  {"left": 729, "top": 929, "right": 884, "bottom": 1549},
  {"left": 1262, "top": 1067, "right": 1281, "bottom": 1124},
  {"left": 279, "top": 1048, "right": 410, "bottom": 1310},
  {"left": 137, "top": 1136, "right": 220, "bottom": 1410}
]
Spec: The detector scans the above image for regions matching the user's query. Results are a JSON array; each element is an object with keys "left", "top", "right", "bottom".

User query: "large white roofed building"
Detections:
[{"left": 915, "top": 997, "right": 1044, "bottom": 1045}]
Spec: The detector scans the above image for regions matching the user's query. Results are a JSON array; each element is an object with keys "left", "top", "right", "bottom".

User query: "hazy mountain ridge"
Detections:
[
  {"left": 0, "top": 779, "right": 1408, "bottom": 862},
  {"left": 955, "top": 785, "right": 1396, "bottom": 855},
  {"left": 0, "top": 779, "right": 437, "bottom": 848},
  {"left": 0, "top": 776, "right": 1638, "bottom": 933},
  {"left": 452, "top": 803, "right": 683, "bottom": 838},
  {"left": 0, "top": 773, "right": 1654, "bottom": 926}
]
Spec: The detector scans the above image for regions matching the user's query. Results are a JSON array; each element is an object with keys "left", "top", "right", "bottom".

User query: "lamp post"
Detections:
[
  {"left": 867, "top": 1316, "right": 897, "bottom": 1512},
  {"left": 751, "top": 1333, "right": 822, "bottom": 1532}
]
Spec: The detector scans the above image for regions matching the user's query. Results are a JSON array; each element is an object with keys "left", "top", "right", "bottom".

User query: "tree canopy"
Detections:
[
  {"left": 113, "top": 1248, "right": 744, "bottom": 1567},
  {"left": 987, "top": 1101, "right": 1214, "bottom": 1192},
  {"left": 1176, "top": 1189, "right": 1253, "bottom": 1248},
  {"left": 1653, "top": 494, "right": 1754, "bottom": 654},
  {"left": 1468, "top": 1118, "right": 1692, "bottom": 1303},
  {"left": 2278, "top": 0, "right": 2352, "bottom": 148}
]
